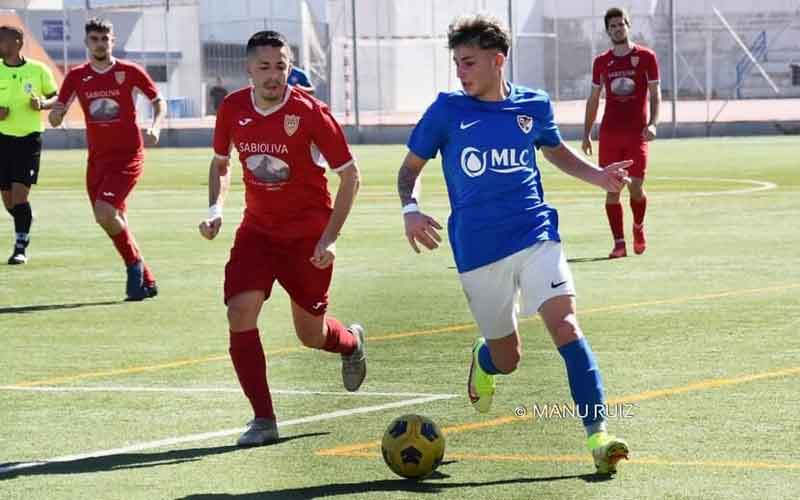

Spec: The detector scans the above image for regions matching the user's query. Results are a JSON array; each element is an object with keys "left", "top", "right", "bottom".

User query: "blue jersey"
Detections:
[
  {"left": 288, "top": 67, "right": 313, "bottom": 89},
  {"left": 408, "top": 84, "right": 563, "bottom": 273}
]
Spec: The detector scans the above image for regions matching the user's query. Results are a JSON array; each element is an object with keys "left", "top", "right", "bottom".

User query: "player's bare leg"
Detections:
[
  {"left": 227, "top": 290, "right": 279, "bottom": 446},
  {"left": 605, "top": 191, "right": 626, "bottom": 258},
  {"left": 629, "top": 177, "right": 647, "bottom": 255},
  {"left": 5, "top": 183, "right": 32, "bottom": 265},
  {"left": 291, "top": 300, "right": 366, "bottom": 391}
]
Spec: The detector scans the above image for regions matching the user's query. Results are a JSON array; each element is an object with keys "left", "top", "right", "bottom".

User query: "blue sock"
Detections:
[
  {"left": 558, "top": 337, "right": 606, "bottom": 431},
  {"left": 477, "top": 343, "right": 501, "bottom": 375}
]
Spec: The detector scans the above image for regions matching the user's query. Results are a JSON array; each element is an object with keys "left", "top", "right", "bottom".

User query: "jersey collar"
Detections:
[
  {"left": 89, "top": 57, "right": 117, "bottom": 75},
  {"left": 249, "top": 85, "right": 291, "bottom": 117}
]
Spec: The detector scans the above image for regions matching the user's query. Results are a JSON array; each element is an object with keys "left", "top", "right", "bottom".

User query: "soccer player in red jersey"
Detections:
[
  {"left": 582, "top": 7, "right": 661, "bottom": 258},
  {"left": 48, "top": 17, "right": 165, "bottom": 300},
  {"left": 198, "top": 31, "right": 366, "bottom": 447}
]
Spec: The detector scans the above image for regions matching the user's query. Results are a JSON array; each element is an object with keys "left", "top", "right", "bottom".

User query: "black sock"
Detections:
[{"left": 12, "top": 202, "right": 32, "bottom": 235}]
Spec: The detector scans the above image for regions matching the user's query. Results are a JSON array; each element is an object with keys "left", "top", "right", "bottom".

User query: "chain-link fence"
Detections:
[{"left": 4, "top": 0, "right": 799, "bottom": 130}]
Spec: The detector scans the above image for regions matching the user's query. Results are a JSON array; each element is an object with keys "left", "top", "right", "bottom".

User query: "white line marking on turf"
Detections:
[
  {"left": 0, "top": 385, "right": 455, "bottom": 398},
  {"left": 0, "top": 393, "right": 456, "bottom": 475},
  {"left": 649, "top": 176, "right": 777, "bottom": 197}
]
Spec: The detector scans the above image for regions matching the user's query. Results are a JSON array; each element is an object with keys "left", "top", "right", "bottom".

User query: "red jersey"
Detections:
[
  {"left": 591, "top": 45, "right": 659, "bottom": 135},
  {"left": 213, "top": 86, "right": 354, "bottom": 239},
  {"left": 57, "top": 58, "right": 160, "bottom": 162}
]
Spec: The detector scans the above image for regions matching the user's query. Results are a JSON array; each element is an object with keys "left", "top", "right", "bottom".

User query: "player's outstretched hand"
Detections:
[
  {"left": 199, "top": 216, "right": 222, "bottom": 240},
  {"left": 310, "top": 238, "right": 336, "bottom": 269},
  {"left": 601, "top": 160, "right": 632, "bottom": 192},
  {"left": 144, "top": 127, "right": 161, "bottom": 146},
  {"left": 404, "top": 211, "right": 443, "bottom": 253},
  {"left": 581, "top": 136, "right": 593, "bottom": 156}
]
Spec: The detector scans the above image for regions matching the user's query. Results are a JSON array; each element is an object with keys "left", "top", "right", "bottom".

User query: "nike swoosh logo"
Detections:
[
  {"left": 460, "top": 120, "right": 480, "bottom": 130},
  {"left": 551, "top": 280, "right": 568, "bottom": 288}
]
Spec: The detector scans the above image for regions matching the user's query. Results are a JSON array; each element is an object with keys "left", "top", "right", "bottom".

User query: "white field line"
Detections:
[
  {"left": 0, "top": 385, "right": 455, "bottom": 398},
  {"left": 33, "top": 176, "right": 778, "bottom": 201},
  {"left": 649, "top": 176, "right": 777, "bottom": 197},
  {"left": 0, "top": 393, "right": 456, "bottom": 475}
]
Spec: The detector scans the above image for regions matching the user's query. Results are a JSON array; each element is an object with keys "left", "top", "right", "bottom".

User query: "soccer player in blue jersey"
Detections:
[{"left": 397, "top": 14, "right": 632, "bottom": 475}]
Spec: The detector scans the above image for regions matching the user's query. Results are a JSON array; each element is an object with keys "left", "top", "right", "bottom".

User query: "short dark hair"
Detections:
[
  {"left": 604, "top": 7, "right": 630, "bottom": 30},
  {"left": 447, "top": 14, "right": 510, "bottom": 56},
  {"left": 85, "top": 17, "right": 113, "bottom": 35},
  {"left": 246, "top": 30, "right": 291, "bottom": 58},
  {"left": 0, "top": 25, "right": 24, "bottom": 42}
]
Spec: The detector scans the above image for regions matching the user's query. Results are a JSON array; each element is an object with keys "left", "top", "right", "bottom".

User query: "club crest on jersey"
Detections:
[
  {"left": 23, "top": 82, "right": 33, "bottom": 94},
  {"left": 631, "top": 56, "right": 639, "bottom": 68},
  {"left": 284, "top": 114, "right": 300, "bottom": 136},
  {"left": 115, "top": 71, "right": 126, "bottom": 85},
  {"left": 517, "top": 115, "right": 533, "bottom": 134}
]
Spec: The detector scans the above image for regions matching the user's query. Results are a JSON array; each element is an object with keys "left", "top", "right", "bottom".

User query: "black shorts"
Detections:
[{"left": 0, "top": 132, "right": 42, "bottom": 190}]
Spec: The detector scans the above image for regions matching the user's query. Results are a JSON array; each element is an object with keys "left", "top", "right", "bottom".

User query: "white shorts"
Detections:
[{"left": 458, "top": 241, "right": 576, "bottom": 339}]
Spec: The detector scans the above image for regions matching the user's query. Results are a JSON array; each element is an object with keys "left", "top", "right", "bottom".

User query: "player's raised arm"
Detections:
[
  {"left": 398, "top": 150, "right": 442, "bottom": 253},
  {"left": 542, "top": 141, "right": 631, "bottom": 193},
  {"left": 199, "top": 155, "right": 230, "bottom": 240}
]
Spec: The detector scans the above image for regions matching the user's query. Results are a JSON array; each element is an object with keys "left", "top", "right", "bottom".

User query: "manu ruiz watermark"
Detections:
[{"left": 513, "top": 403, "right": 636, "bottom": 420}]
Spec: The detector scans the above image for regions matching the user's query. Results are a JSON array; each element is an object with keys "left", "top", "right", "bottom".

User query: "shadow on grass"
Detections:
[
  {"left": 0, "top": 300, "right": 122, "bottom": 315},
  {"left": 0, "top": 432, "right": 328, "bottom": 480},
  {"left": 176, "top": 461, "right": 613, "bottom": 499}
]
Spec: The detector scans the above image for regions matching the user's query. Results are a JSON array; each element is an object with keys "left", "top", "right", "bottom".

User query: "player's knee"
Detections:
[
  {"left": 93, "top": 205, "right": 116, "bottom": 226},
  {"left": 226, "top": 302, "right": 258, "bottom": 330},
  {"left": 555, "top": 317, "right": 582, "bottom": 346}
]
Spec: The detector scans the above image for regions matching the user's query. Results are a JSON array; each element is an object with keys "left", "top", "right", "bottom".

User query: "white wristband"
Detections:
[
  {"left": 208, "top": 204, "right": 223, "bottom": 220},
  {"left": 401, "top": 203, "right": 420, "bottom": 215}
]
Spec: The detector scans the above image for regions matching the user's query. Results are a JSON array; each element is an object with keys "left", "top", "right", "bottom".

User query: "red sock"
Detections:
[
  {"left": 321, "top": 317, "right": 357, "bottom": 355},
  {"left": 605, "top": 203, "right": 625, "bottom": 242},
  {"left": 142, "top": 263, "right": 155, "bottom": 285},
  {"left": 110, "top": 229, "right": 141, "bottom": 266},
  {"left": 630, "top": 196, "right": 647, "bottom": 226},
  {"left": 229, "top": 329, "right": 275, "bottom": 420}
]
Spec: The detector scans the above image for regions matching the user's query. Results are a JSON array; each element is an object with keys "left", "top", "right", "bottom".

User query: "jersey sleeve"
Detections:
[
  {"left": 532, "top": 95, "right": 562, "bottom": 150},
  {"left": 291, "top": 68, "right": 313, "bottom": 88},
  {"left": 56, "top": 69, "right": 78, "bottom": 107},
  {"left": 646, "top": 51, "right": 660, "bottom": 83},
  {"left": 40, "top": 65, "right": 58, "bottom": 96},
  {"left": 131, "top": 64, "right": 161, "bottom": 101},
  {"left": 212, "top": 98, "right": 234, "bottom": 158},
  {"left": 407, "top": 95, "right": 446, "bottom": 160},
  {"left": 591, "top": 56, "right": 603, "bottom": 87},
  {"left": 309, "top": 102, "right": 353, "bottom": 172}
]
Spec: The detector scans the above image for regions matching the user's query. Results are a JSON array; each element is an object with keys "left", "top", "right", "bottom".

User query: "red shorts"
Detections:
[
  {"left": 224, "top": 224, "right": 332, "bottom": 316},
  {"left": 598, "top": 131, "right": 648, "bottom": 179},
  {"left": 86, "top": 158, "right": 143, "bottom": 211}
]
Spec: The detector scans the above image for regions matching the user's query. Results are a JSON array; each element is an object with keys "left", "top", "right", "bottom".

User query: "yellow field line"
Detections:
[
  {"left": 315, "top": 364, "right": 800, "bottom": 457},
  {"left": 326, "top": 450, "right": 800, "bottom": 471},
  {"left": 12, "top": 283, "right": 799, "bottom": 387}
]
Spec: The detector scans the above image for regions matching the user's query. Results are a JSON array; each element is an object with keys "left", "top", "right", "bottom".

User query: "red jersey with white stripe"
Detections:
[
  {"left": 57, "top": 58, "right": 160, "bottom": 162},
  {"left": 592, "top": 45, "right": 659, "bottom": 135},
  {"left": 213, "top": 86, "right": 354, "bottom": 239}
]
